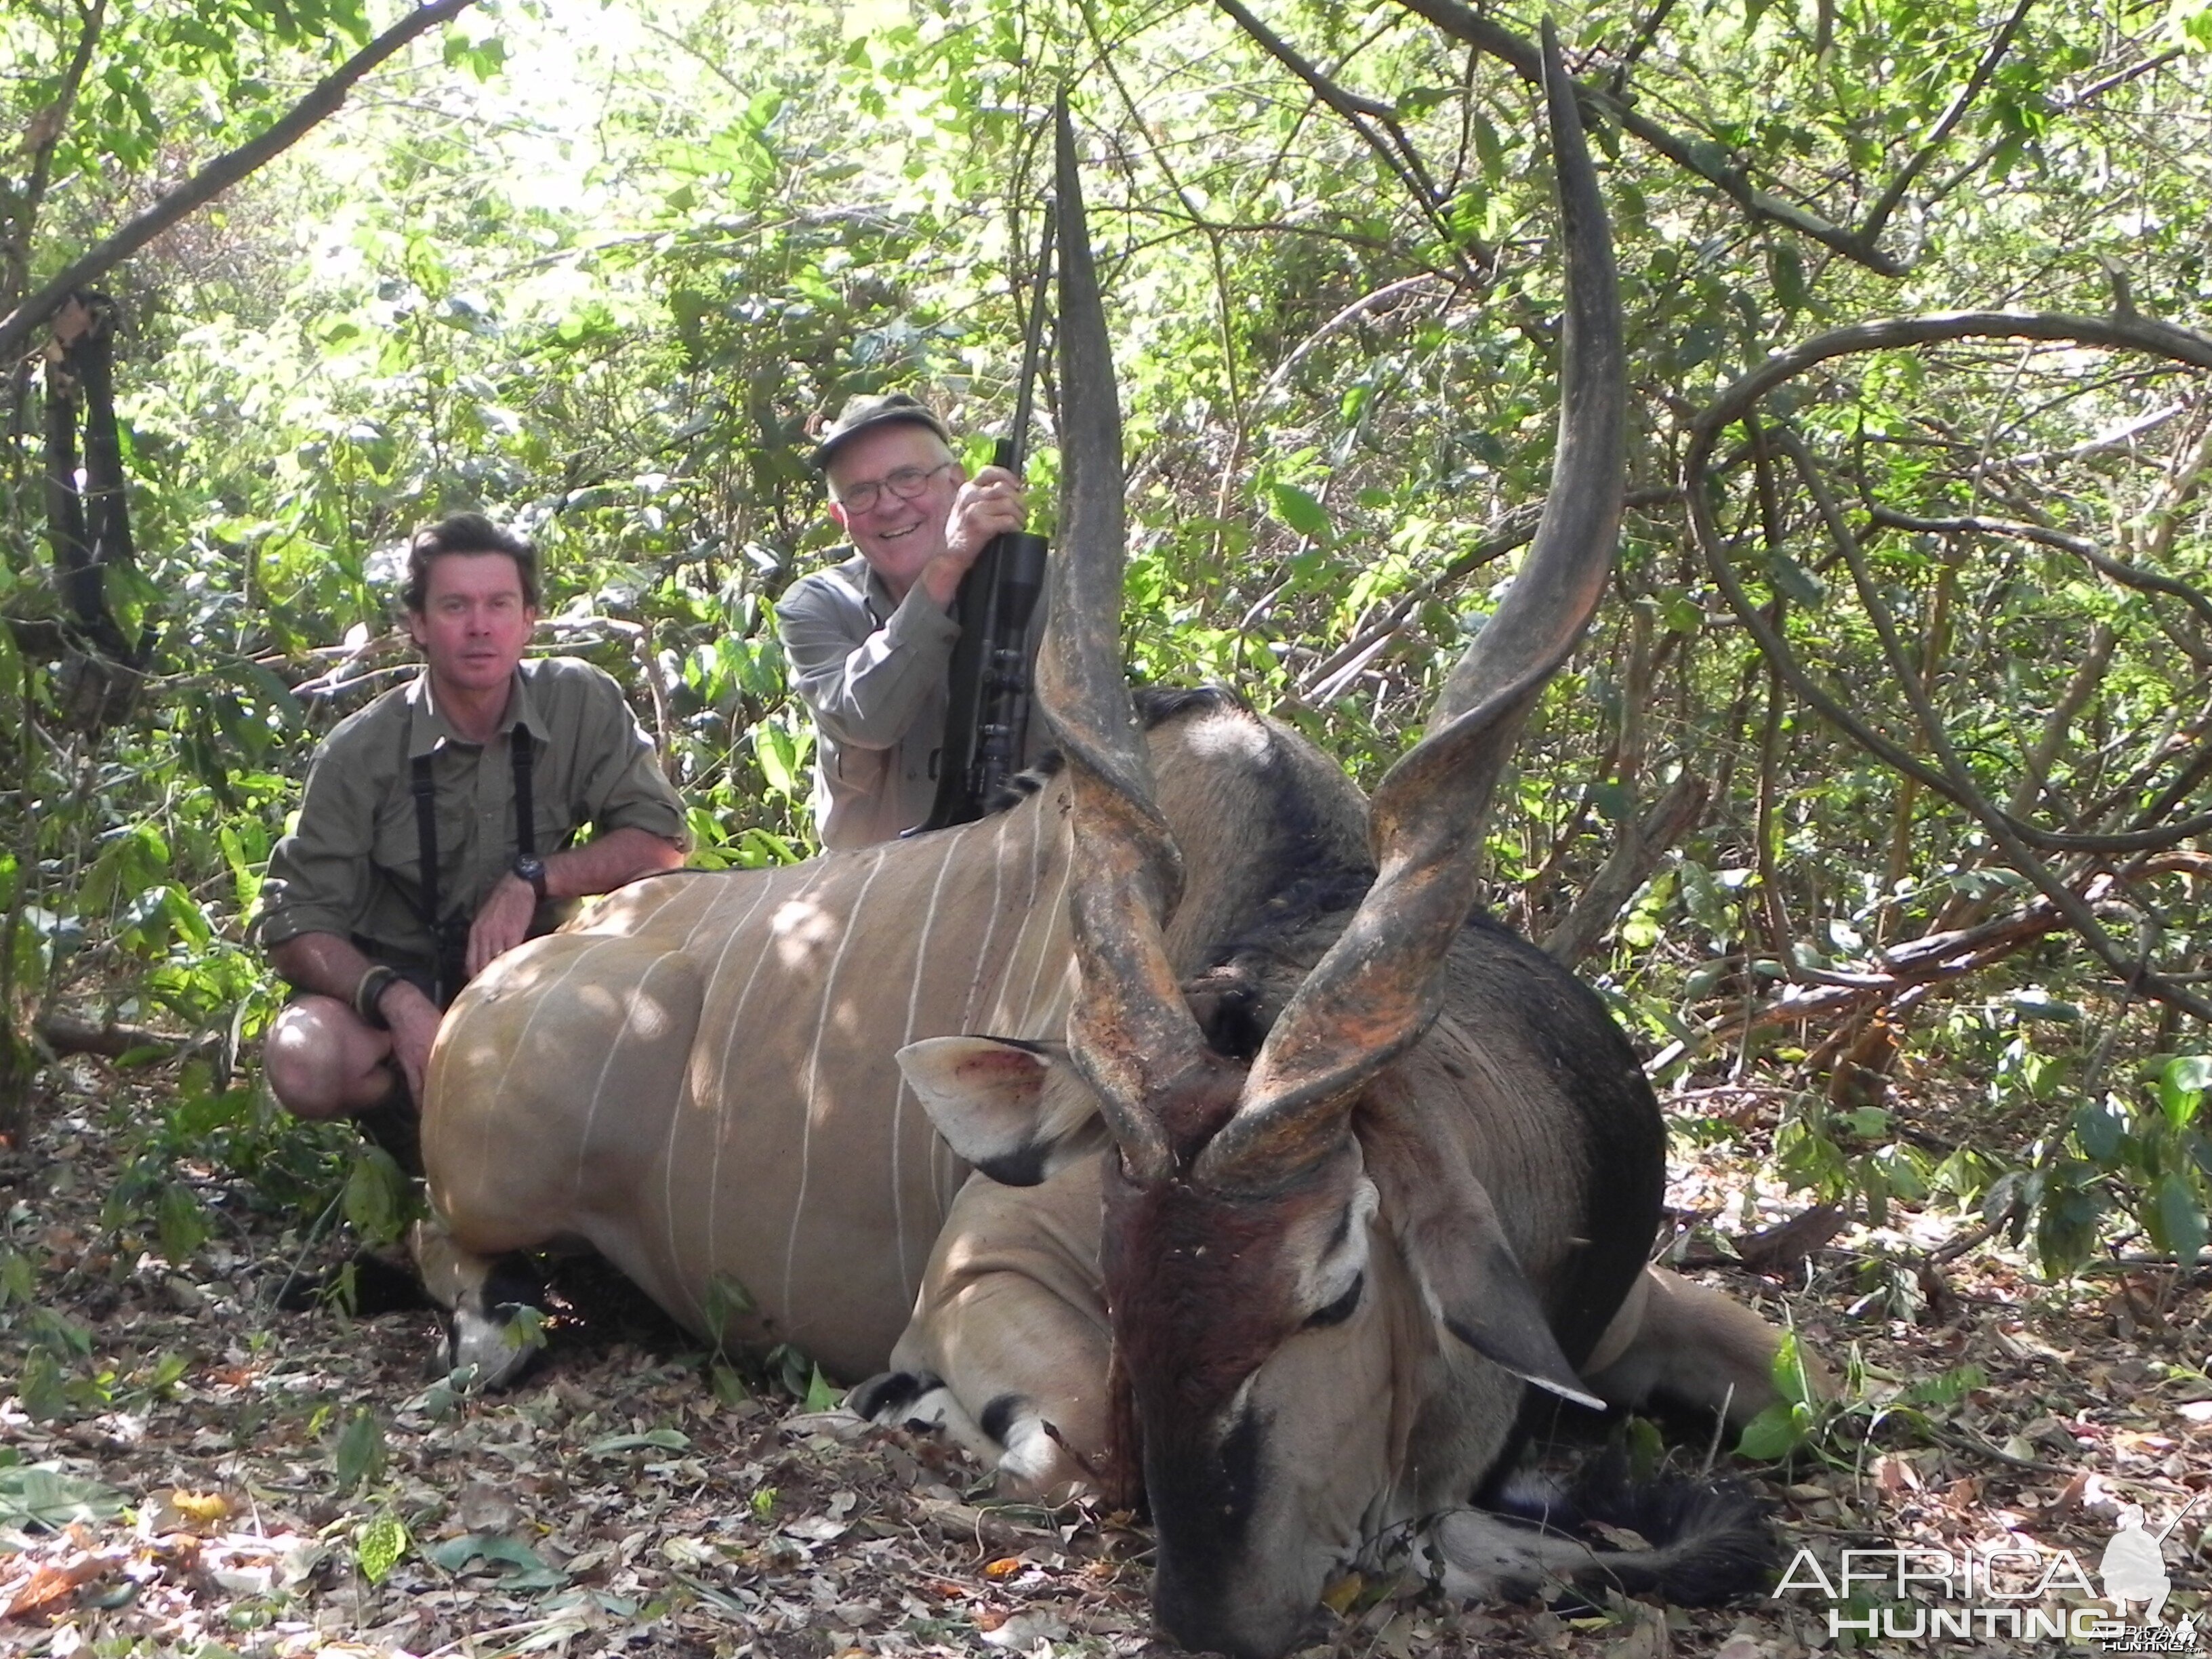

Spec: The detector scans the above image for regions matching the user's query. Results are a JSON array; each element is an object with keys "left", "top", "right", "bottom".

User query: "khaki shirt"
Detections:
[
  {"left": 254, "top": 655, "right": 688, "bottom": 968},
  {"left": 774, "top": 553, "right": 960, "bottom": 851}
]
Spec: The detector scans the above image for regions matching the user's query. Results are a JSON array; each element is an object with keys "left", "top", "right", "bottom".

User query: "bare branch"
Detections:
[
  {"left": 1866, "top": 506, "right": 2212, "bottom": 636},
  {"left": 1697, "top": 311, "right": 2212, "bottom": 435},
  {"left": 1686, "top": 323, "right": 2212, "bottom": 1020},
  {"left": 8, "top": 0, "right": 106, "bottom": 291},
  {"left": 35, "top": 1009, "right": 218, "bottom": 1063},
  {"left": 0, "top": 0, "right": 478, "bottom": 366},
  {"left": 1692, "top": 454, "right": 2212, "bottom": 859},
  {"left": 2062, "top": 45, "right": 2186, "bottom": 108},
  {"left": 1858, "top": 0, "right": 2033, "bottom": 246},
  {"left": 1256, "top": 272, "right": 1449, "bottom": 405},
  {"left": 1386, "top": 0, "right": 1909, "bottom": 274},
  {"left": 1213, "top": 0, "right": 1491, "bottom": 270}
]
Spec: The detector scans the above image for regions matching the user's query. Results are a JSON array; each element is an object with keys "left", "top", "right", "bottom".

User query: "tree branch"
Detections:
[
  {"left": 1694, "top": 311, "right": 2212, "bottom": 433},
  {"left": 1684, "top": 323, "right": 2212, "bottom": 1022},
  {"left": 1858, "top": 0, "right": 2032, "bottom": 246},
  {"left": 1256, "top": 272, "right": 1448, "bottom": 404},
  {"left": 0, "top": 0, "right": 477, "bottom": 366},
  {"left": 1692, "top": 446, "right": 2212, "bottom": 857},
  {"left": 1385, "top": 0, "right": 1910, "bottom": 274},
  {"left": 5, "top": 0, "right": 106, "bottom": 308},
  {"left": 1214, "top": 0, "right": 1490, "bottom": 270},
  {"left": 1865, "top": 506, "right": 2212, "bottom": 636},
  {"left": 35, "top": 1009, "right": 218, "bottom": 1063},
  {"left": 1541, "top": 773, "right": 1707, "bottom": 966}
]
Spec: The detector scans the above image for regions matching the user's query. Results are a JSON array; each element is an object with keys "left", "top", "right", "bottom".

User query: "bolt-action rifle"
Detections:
[{"left": 920, "top": 206, "right": 1056, "bottom": 832}]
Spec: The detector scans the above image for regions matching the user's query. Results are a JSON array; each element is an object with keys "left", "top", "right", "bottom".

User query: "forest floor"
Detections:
[{"left": 3, "top": 1052, "right": 2209, "bottom": 1659}]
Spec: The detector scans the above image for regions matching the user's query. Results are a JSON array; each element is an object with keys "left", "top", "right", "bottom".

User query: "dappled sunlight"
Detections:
[
  {"left": 571, "top": 977, "right": 628, "bottom": 1019},
  {"left": 620, "top": 983, "right": 679, "bottom": 1042},
  {"left": 770, "top": 894, "right": 841, "bottom": 967}
]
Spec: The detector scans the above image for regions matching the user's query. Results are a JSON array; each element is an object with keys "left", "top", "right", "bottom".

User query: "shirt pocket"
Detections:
[
  {"left": 371, "top": 790, "right": 426, "bottom": 892},
  {"left": 371, "top": 785, "right": 470, "bottom": 917}
]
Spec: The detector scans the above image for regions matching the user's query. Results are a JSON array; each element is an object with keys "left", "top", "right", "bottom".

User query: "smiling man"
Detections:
[
  {"left": 253, "top": 512, "right": 688, "bottom": 1164},
  {"left": 774, "top": 392, "right": 1027, "bottom": 849}
]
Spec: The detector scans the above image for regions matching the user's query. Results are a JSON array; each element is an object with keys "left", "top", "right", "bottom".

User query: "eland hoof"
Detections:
[
  {"left": 848, "top": 1368, "right": 951, "bottom": 1431},
  {"left": 442, "top": 1254, "right": 549, "bottom": 1391}
]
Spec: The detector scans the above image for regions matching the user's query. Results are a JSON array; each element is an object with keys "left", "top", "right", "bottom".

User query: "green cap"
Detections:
[{"left": 811, "top": 392, "right": 952, "bottom": 470}]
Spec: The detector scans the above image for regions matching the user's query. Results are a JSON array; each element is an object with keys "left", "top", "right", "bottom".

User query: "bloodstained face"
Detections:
[{"left": 407, "top": 550, "right": 537, "bottom": 708}]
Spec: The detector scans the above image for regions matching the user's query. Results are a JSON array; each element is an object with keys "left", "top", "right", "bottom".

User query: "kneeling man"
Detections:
[{"left": 254, "top": 512, "right": 689, "bottom": 1164}]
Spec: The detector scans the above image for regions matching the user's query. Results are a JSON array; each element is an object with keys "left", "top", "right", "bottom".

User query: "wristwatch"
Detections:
[{"left": 512, "top": 853, "right": 548, "bottom": 900}]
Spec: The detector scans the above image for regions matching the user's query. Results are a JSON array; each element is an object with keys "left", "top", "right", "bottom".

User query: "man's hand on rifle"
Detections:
[{"left": 920, "top": 466, "right": 1026, "bottom": 608}]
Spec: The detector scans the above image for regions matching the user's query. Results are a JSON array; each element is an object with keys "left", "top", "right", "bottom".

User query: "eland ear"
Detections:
[
  {"left": 896, "top": 1036, "right": 1102, "bottom": 1187},
  {"left": 1418, "top": 1206, "right": 1606, "bottom": 1412},
  {"left": 1366, "top": 1094, "right": 1605, "bottom": 1412}
]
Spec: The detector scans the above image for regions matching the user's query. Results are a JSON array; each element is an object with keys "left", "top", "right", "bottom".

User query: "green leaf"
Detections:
[
  {"left": 355, "top": 1511, "right": 409, "bottom": 1584},
  {"left": 1621, "top": 1413, "right": 1665, "bottom": 1482},
  {"left": 1469, "top": 110, "right": 1504, "bottom": 184},
  {"left": 804, "top": 1364, "right": 839, "bottom": 1412},
  {"left": 1655, "top": 586, "right": 1703, "bottom": 634},
  {"left": 18, "top": 1349, "right": 68, "bottom": 1423},
  {"left": 2073, "top": 1098, "right": 2125, "bottom": 1164},
  {"left": 333, "top": 1409, "right": 386, "bottom": 1490},
  {"left": 81, "top": 826, "right": 167, "bottom": 914},
  {"left": 0, "top": 1465, "right": 127, "bottom": 1529},
  {"left": 2009, "top": 988, "right": 2083, "bottom": 1023},
  {"left": 158, "top": 1181, "right": 209, "bottom": 1264},
  {"left": 2159, "top": 1054, "right": 2212, "bottom": 1128},
  {"left": 237, "top": 661, "right": 306, "bottom": 729},
  {"left": 441, "top": 30, "right": 508, "bottom": 81},
  {"left": 428, "top": 1533, "right": 569, "bottom": 1589},
  {"left": 342, "top": 1145, "right": 406, "bottom": 1244},
  {"left": 502, "top": 1303, "right": 548, "bottom": 1353},
  {"left": 756, "top": 724, "right": 800, "bottom": 797},
  {"left": 1858, "top": 1153, "right": 1889, "bottom": 1227},
  {"left": 1588, "top": 781, "right": 1634, "bottom": 823},
  {"left": 0, "top": 1246, "right": 33, "bottom": 1307},
  {"left": 1735, "top": 1401, "right": 1805, "bottom": 1460},
  {"left": 1842, "top": 1107, "right": 1889, "bottom": 1139},
  {"left": 1771, "top": 1330, "right": 1812, "bottom": 1406},
  {"left": 2033, "top": 1172, "right": 2104, "bottom": 1277},
  {"left": 2149, "top": 1173, "right": 2207, "bottom": 1263},
  {"left": 1269, "top": 483, "right": 1330, "bottom": 540},
  {"left": 1770, "top": 242, "right": 1809, "bottom": 310},
  {"left": 704, "top": 1271, "right": 755, "bottom": 1349},
  {"left": 1767, "top": 549, "right": 1826, "bottom": 607}
]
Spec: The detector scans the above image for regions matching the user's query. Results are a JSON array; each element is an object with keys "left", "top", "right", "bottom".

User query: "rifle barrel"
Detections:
[{"left": 1006, "top": 205, "right": 1056, "bottom": 479}]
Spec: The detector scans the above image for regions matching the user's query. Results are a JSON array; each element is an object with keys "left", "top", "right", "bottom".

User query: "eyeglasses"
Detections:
[{"left": 834, "top": 460, "right": 954, "bottom": 516}]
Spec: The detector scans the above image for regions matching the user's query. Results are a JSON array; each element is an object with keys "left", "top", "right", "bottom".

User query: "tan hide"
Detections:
[{"left": 420, "top": 696, "right": 1366, "bottom": 1383}]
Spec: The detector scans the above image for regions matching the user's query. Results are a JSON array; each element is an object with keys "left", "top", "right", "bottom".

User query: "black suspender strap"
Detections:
[
  {"left": 407, "top": 726, "right": 539, "bottom": 1005},
  {"left": 409, "top": 752, "right": 454, "bottom": 1004},
  {"left": 511, "top": 726, "right": 536, "bottom": 859},
  {"left": 410, "top": 753, "right": 441, "bottom": 937}
]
